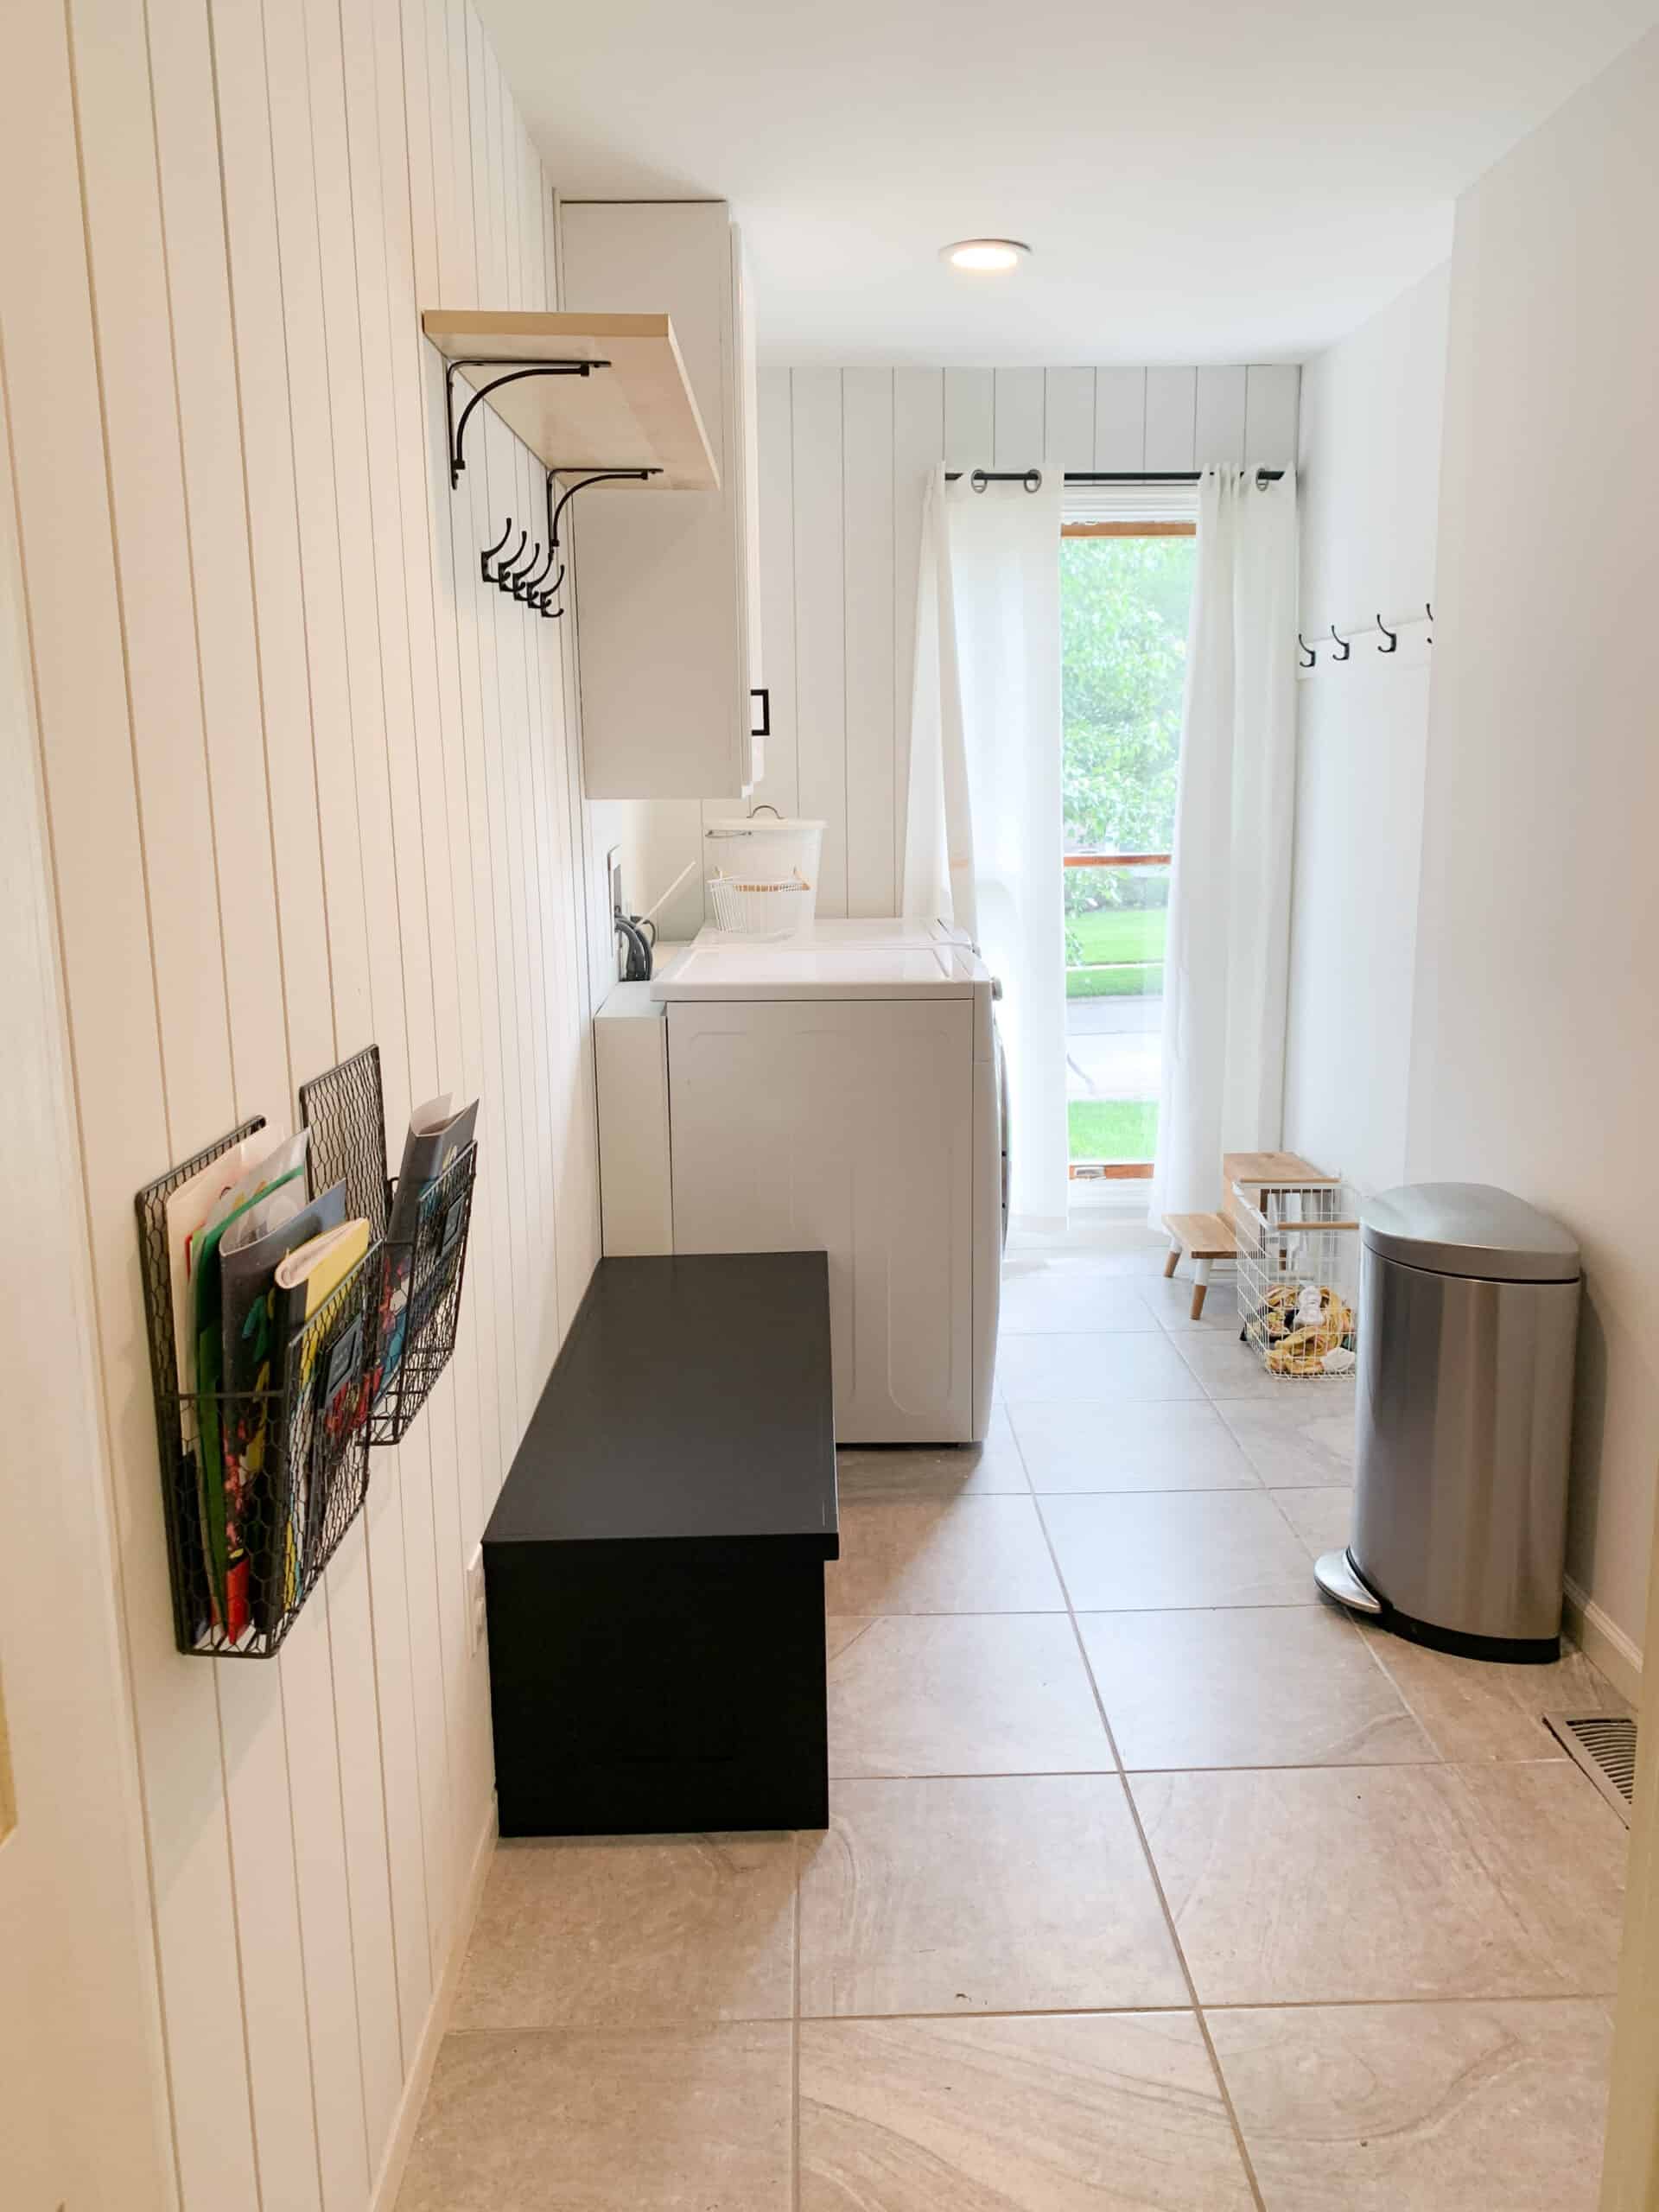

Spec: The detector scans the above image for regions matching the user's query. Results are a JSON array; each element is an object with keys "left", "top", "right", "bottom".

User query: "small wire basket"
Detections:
[
  {"left": 300, "top": 1046, "right": 478, "bottom": 1446},
  {"left": 1234, "top": 1178, "right": 1362, "bottom": 1378},
  {"left": 137, "top": 1119, "right": 380, "bottom": 1658},
  {"left": 706, "top": 870, "right": 816, "bottom": 938}
]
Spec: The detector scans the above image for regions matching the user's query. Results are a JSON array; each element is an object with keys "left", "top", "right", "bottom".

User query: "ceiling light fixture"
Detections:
[{"left": 941, "top": 238, "right": 1031, "bottom": 273}]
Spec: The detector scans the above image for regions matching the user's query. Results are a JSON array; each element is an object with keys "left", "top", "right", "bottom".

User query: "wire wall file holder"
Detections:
[
  {"left": 137, "top": 1118, "right": 382, "bottom": 1659},
  {"left": 299, "top": 1045, "right": 479, "bottom": 1448}
]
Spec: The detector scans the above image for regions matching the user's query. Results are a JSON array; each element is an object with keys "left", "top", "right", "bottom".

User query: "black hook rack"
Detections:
[
  {"left": 1329, "top": 623, "right": 1352, "bottom": 662},
  {"left": 466, "top": 468, "right": 663, "bottom": 623},
  {"left": 1376, "top": 612, "right": 1398, "bottom": 653},
  {"left": 444, "top": 357, "right": 609, "bottom": 489},
  {"left": 1298, "top": 632, "right": 1317, "bottom": 669}
]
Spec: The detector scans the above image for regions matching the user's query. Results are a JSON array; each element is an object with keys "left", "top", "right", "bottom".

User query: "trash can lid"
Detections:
[{"left": 1361, "top": 1182, "right": 1580, "bottom": 1282}]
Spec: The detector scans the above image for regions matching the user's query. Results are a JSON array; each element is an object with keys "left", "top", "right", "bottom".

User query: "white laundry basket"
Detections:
[{"left": 702, "top": 815, "right": 825, "bottom": 939}]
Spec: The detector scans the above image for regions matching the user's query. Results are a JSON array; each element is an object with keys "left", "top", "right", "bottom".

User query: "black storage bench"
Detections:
[{"left": 482, "top": 1251, "right": 838, "bottom": 1836}]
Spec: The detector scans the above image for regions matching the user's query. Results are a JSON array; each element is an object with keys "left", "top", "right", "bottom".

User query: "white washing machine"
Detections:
[{"left": 601, "top": 936, "right": 1001, "bottom": 1443}]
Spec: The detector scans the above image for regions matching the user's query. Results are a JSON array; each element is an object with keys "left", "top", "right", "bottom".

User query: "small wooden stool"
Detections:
[{"left": 1161, "top": 1211, "right": 1236, "bottom": 1319}]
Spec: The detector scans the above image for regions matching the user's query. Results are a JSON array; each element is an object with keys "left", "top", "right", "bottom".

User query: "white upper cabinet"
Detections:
[{"left": 559, "top": 200, "right": 764, "bottom": 798}]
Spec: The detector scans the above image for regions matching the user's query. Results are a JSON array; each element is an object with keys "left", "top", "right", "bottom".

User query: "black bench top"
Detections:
[{"left": 484, "top": 1252, "right": 838, "bottom": 1557}]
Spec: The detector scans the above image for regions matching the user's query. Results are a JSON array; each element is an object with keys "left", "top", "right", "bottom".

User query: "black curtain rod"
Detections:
[{"left": 944, "top": 468, "right": 1285, "bottom": 485}]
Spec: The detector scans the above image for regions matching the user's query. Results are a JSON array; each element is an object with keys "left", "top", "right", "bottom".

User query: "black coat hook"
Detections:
[
  {"left": 1329, "top": 623, "right": 1351, "bottom": 662},
  {"left": 480, "top": 518, "right": 513, "bottom": 584},
  {"left": 534, "top": 562, "right": 566, "bottom": 615},
  {"left": 1376, "top": 612, "right": 1398, "bottom": 653},
  {"left": 502, "top": 538, "right": 542, "bottom": 598},
  {"left": 1425, "top": 601, "right": 1433, "bottom": 644},
  {"left": 1298, "top": 632, "right": 1317, "bottom": 669},
  {"left": 488, "top": 526, "right": 526, "bottom": 589},
  {"left": 518, "top": 539, "right": 556, "bottom": 605}
]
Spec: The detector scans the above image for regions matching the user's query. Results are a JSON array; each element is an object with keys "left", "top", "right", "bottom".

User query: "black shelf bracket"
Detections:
[
  {"left": 444, "top": 356, "right": 609, "bottom": 488},
  {"left": 534, "top": 467, "right": 663, "bottom": 619}
]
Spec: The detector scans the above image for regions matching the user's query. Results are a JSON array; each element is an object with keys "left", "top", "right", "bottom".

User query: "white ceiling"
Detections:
[{"left": 477, "top": 0, "right": 1659, "bottom": 365}]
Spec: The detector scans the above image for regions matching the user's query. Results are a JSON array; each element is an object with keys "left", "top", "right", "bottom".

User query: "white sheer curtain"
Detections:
[
  {"left": 1149, "top": 466, "right": 1300, "bottom": 1217},
  {"left": 906, "top": 465, "right": 1069, "bottom": 1232}
]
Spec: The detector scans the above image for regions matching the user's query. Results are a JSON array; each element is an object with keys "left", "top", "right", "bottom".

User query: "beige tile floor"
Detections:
[{"left": 399, "top": 1224, "right": 1629, "bottom": 2210}]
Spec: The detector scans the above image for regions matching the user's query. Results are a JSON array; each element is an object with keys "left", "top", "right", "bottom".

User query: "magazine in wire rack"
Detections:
[
  {"left": 298, "top": 1046, "right": 479, "bottom": 1446},
  {"left": 136, "top": 1117, "right": 381, "bottom": 1657}
]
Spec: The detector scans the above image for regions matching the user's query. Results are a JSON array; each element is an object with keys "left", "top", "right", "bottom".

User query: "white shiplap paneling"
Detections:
[
  {"left": 790, "top": 368, "right": 849, "bottom": 914},
  {"left": 1144, "top": 365, "right": 1199, "bottom": 470},
  {"left": 0, "top": 7, "right": 600, "bottom": 2210},
  {"left": 1195, "top": 365, "right": 1249, "bottom": 464},
  {"left": 1043, "top": 368, "right": 1096, "bottom": 471},
  {"left": 992, "top": 366, "right": 1045, "bottom": 468}
]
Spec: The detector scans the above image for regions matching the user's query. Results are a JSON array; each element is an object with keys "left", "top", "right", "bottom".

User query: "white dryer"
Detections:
[{"left": 634, "top": 938, "right": 1001, "bottom": 1443}]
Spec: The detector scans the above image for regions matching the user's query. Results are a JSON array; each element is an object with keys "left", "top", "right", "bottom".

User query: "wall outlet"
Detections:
[{"left": 467, "top": 1545, "right": 486, "bottom": 1656}]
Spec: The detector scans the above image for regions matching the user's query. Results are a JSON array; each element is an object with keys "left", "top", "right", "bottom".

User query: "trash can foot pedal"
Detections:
[{"left": 1315, "top": 1548, "right": 1382, "bottom": 1616}]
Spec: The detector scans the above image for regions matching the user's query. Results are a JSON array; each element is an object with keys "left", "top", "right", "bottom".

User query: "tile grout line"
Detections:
[
  {"left": 1011, "top": 1414, "right": 1272, "bottom": 2211},
  {"left": 435, "top": 1981, "right": 1625, "bottom": 2042}
]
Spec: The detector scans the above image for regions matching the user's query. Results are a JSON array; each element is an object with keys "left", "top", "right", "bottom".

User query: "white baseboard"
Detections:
[
  {"left": 1564, "top": 1576, "right": 1644, "bottom": 1709},
  {"left": 370, "top": 1792, "right": 498, "bottom": 2212}
]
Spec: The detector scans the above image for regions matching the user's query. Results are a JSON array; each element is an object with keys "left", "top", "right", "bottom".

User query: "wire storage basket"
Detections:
[
  {"left": 137, "top": 1119, "right": 381, "bottom": 1658},
  {"left": 702, "top": 815, "right": 824, "bottom": 938},
  {"left": 300, "top": 1046, "right": 478, "bottom": 1446},
  {"left": 1234, "top": 1178, "right": 1363, "bottom": 1377}
]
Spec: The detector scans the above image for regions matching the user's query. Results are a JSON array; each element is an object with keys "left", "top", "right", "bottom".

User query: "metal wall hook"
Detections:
[
  {"left": 1376, "top": 612, "right": 1398, "bottom": 653},
  {"left": 518, "top": 541, "right": 556, "bottom": 606},
  {"left": 1425, "top": 601, "right": 1434, "bottom": 644},
  {"left": 502, "top": 538, "right": 543, "bottom": 598},
  {"left": 488, "top": 526, "right": 526, "bottom": 588},
  {"left": 480, "top": 518, "right": 513, "bottom": 583},
  {"left": 1329, "top": 623, "right": 1351, "bottom": 662},
  {"left": 1298, "top": 632, "right": 1317, "bottom": 669},
  {"left": 532, "top": 561, "right": 566, "bottom": 615}
]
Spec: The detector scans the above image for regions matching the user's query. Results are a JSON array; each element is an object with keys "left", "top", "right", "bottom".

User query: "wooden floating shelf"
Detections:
[{"left": 421, "top": 309, "right": 720, "bottom": 492}]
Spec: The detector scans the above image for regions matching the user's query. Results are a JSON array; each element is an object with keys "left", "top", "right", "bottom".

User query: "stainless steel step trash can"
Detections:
[{"left": 1314, "top": 1182, "right": 1581, "bottom": 1662}]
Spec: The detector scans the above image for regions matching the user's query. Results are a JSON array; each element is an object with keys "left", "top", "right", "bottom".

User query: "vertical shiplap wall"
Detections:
[
  {"left": 748, "top": 362, "right": 1300, "bottom": 918},
  {"left": 0, "top": 3, "right": 597, "bottom": 2208}
]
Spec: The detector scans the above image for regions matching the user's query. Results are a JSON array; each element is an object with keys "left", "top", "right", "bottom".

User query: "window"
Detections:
[{"left": 1059, "top": 517, "right": 1196, "bottom": 1178}]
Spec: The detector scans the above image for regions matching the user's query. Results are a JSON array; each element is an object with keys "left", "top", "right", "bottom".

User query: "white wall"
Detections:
[
  {"left": 0, "top": 3, "right": 601, "bottom": 2206},
  {"left": 613, "top": 363, "right": 1300, "bottom": 946},
  {"left": 1406, "top": 23, "right": 1659, "bottom": 1677},
  {"left": 1283, "top": 265, "right": 1449, "bottom": 1196}
]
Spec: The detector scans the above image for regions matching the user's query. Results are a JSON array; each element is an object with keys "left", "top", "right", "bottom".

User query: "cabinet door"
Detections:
[
  {"left": 667, "top": 1000, "right": 975, "bottom": 1441},
  {"left": 561, "top": 201, "right": 753, "bottom": 800}
]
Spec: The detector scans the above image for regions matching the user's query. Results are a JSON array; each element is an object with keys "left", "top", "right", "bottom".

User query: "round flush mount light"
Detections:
[{"left": 940, "top": 238, "right": 1031, "bottom": 273}]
